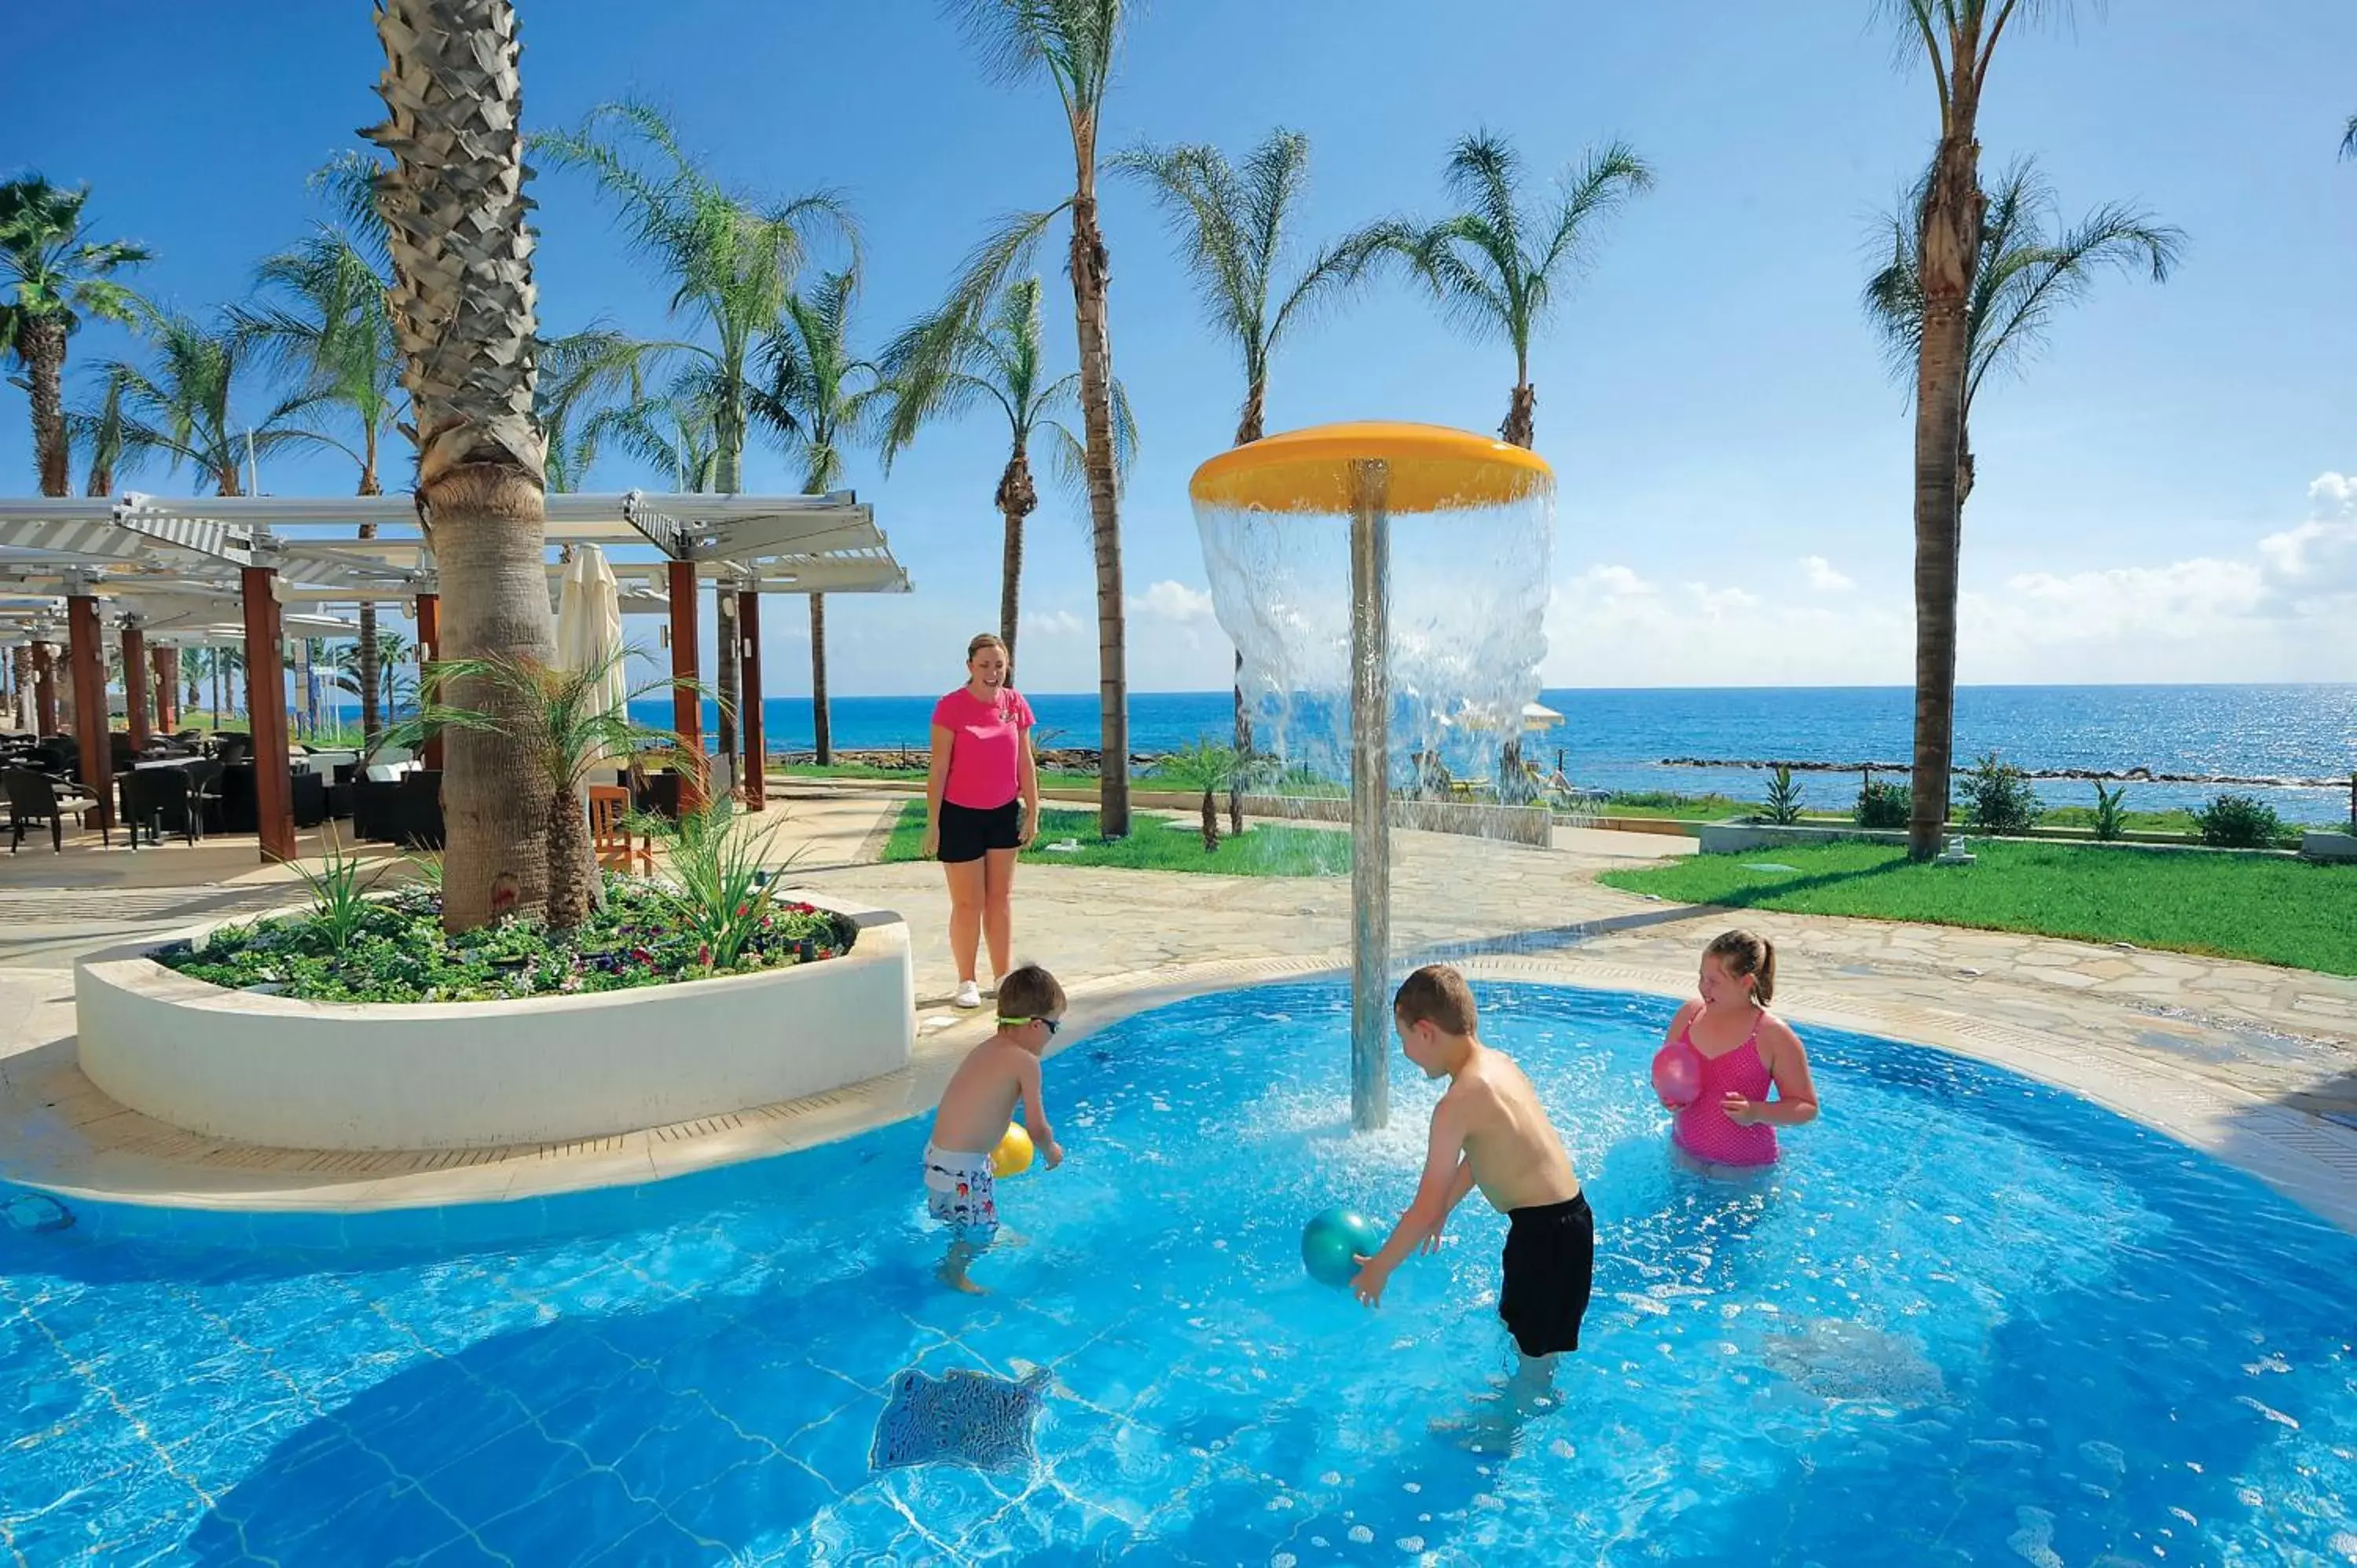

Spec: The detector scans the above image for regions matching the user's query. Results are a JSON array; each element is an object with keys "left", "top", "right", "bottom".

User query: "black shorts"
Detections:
[
  {"left": 1498, "top": 1192, "right": 1595, "bottom": 1358},
  {"left": 937, "top": 799, "right": 1021, "bottom": 863}
]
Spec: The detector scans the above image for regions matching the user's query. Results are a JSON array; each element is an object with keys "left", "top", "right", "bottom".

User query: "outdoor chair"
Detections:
[
  {"left": 4, "top": 768, "right": 104, "bottom": 852},
  {"left": 118, "top": 767, "right": 199, "bottom": 849},
  {"left": 589, "top": 784, "right": 653, "bottom": 875},
  {"left": 185, "top": 757, "right": 225, "bottom": 835}
]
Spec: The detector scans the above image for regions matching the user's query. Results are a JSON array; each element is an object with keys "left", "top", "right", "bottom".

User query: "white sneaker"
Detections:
[{"left": 953, "top": 980, "right": 982, "bottom": 1009}]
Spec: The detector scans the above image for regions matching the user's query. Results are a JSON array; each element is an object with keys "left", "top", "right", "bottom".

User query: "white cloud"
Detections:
[
  {"left": 1021, "top": 607, "right": 1083, "bottom": 636},
  {"left": 1128, "top": 580, "right": 1216, "bottom": 623},
  {"left": 1802, "top": 555, "right": 1854, "bottom": 592},
  {"left": 1545, "top": 471, "right": 2357, "bottom": 686}
]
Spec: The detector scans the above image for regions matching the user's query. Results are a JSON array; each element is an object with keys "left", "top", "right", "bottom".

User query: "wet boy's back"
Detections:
[{"left": 1446, "top": 1047, "right": 1581, "bottom": 1216}]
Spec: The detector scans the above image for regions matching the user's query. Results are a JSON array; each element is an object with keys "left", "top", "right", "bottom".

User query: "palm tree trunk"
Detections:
[
  {"left": 1070, "top": 187, "right": 1130, "bottom": 837},
  {"left": 994, "top": 443, "right": 1037, "bottom": 672},
  {"left": 357, "top": 459, "right": 383, "bottom": 742},
  {"left": 544, "top": 780, "right": 594, "bottom": 931},
  {"left": 211, "top": 658, "right": 222, "bottom": 727},
  {"left": 1501, "top": 382, "right": 1537, "bottom": 449},
  {"left": 369, "top": 0, "right": 558, "bottom": 931},
  {"left": 20, "top": 317, "right": 70, "bottom": 498},
  {"left": 1227, "top": 387, "right": 1267, "bottom": 838},
  {"left": 1200, "top": 785, "right": 1219, "bottom": 852},
  {"left": 1908, "top": 113, "right": 1986, "bottom": 863},
  {"left": 808, "top": 593, "right": 832, "bottom": 766}
]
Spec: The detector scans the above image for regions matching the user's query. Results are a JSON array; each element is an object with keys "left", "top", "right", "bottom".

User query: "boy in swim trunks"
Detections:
[
  {"left": 923, "top": 964, "right": 1068, "bottom": 1293},
  {"left": 1351, "top": 965, "right": 1593, "bottom": 1438}
]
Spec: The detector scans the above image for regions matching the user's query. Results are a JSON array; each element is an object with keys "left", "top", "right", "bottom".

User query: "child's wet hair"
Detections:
[
  {"left": 1392, "top": 964, "right": 1478, "bottom": 1035},
  {"left": 1705, "top": 929, "right": 1776, "bottom": 1005},
  {"left": 996, "top": 964, "right": 1065, "bottom": 1020}
]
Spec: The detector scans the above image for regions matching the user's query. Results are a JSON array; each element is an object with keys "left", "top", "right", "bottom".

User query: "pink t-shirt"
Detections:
[{"left": 933, "top": 686, "right": 1035, "bottom": 809}]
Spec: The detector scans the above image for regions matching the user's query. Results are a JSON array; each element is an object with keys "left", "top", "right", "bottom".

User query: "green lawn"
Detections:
[
  {"left": 1598, "top": 839, "right": 2357, "bottom": 975},
  {"left": 774, "top": 760, "right": 1103, "bottom": 790},
  {"left": 878, "top": 800, "right": 1348, "bottom": 877}
]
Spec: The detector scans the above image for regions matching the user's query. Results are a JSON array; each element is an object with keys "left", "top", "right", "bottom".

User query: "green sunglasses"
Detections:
[{"left": 997, "top": 1016, "right": 1063, "bottom": 1035}]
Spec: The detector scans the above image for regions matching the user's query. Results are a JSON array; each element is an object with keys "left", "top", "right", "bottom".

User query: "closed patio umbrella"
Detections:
[{"left": 555, "top": 544, "right": 629, "bottom": 763}]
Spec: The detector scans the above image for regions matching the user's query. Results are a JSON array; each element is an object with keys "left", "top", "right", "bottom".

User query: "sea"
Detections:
[{"left": 621, "top": 683, "right": 2357, "bottom": 822}]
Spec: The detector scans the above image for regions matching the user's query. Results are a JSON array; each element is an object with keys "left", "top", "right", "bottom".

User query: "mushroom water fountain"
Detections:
[{"left": 1189, "top": 423, "right": 1554, "bottom": 1131}]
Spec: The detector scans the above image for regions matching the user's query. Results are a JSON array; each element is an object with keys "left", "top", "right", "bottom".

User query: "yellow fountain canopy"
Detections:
[{"left": 1187, "top": 421, "right": 1555, "bottom": 515}]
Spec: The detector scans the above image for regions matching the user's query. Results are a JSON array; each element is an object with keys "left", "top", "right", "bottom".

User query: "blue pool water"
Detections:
[{"left": 3, "top": 982, "right": 2353, "bottom": 1564}]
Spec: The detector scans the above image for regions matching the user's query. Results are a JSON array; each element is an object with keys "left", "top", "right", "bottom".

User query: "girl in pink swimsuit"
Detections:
[{"left": 1659, "top": 930, "right": 1820, "bottom": 1168}]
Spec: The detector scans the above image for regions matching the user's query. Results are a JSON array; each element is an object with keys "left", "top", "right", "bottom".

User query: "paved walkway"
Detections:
[{"left": 2, "top": 787, "right": 2352, "bottom": 1228}]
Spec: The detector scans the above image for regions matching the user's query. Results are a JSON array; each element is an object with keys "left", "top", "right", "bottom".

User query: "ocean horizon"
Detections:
[{"left": 616, "top": 681, "right": 2355, "bottom": 821}]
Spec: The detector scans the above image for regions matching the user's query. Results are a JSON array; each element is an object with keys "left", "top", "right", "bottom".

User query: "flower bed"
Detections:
[{"left": 154, "top": 877, "right": 860, "bottom": 1005}]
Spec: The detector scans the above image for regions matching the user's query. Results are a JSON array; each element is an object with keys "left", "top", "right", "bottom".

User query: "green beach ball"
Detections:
[{"left": 1301, "top": 1207, "right": 1384, "bottom": 1289}]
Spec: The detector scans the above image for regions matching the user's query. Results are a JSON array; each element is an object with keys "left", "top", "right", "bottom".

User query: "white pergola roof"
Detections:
[{"left": 0, "top": 489, "right": 911, "bottom": 643}]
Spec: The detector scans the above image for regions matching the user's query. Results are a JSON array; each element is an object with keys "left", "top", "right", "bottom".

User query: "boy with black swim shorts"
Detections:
[{"left": 1350, "top": 965, "right": 1594, "bottom": 1442}]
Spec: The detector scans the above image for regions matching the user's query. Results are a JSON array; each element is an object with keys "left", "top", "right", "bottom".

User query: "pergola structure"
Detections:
[{"left": 0, "top": 490, "right": 909, "bottom": 861}]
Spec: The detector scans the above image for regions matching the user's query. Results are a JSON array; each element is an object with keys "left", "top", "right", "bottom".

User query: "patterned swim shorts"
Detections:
[{"left": 923, "top": 1142, "right": 999, "bottom": 1243}]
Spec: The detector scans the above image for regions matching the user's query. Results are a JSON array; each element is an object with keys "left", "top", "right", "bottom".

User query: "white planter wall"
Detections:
[{"left": 75, "top": 900, "right": 915, "bottom": 1152}]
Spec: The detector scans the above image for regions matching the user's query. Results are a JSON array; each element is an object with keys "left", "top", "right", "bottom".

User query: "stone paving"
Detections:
[{"left": 1, "top": 784, "right": 2351, "bottom": 1228}]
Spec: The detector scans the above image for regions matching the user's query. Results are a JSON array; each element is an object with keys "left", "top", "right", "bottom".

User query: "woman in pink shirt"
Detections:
[{"left": 922, "top": 633, "right": 1041, "bottom": 1009}]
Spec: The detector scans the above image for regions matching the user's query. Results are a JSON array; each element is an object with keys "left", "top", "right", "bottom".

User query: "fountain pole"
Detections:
[{"left": 1349, "top": 460, "right": 1391, "bottom": 1131}]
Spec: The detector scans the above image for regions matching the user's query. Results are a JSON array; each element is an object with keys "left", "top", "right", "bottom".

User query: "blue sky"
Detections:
[{"left": 6, "top": 1, "right": 2354, "bottom": 696}]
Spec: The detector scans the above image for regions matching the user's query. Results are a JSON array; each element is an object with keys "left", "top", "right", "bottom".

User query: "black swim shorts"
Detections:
[
  {"left": 937, "top": 798, "right": 1022, "bottom": 864},
  {"left": 1498, "top": 1192, "right": 1595, "bottom": 1358}
]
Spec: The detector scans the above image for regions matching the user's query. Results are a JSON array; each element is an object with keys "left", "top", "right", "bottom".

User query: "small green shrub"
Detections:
[
  {"left": 1959, "top": 752, "right": 2042, "bottom": 835},
  {"left": 2091, "top": 782, "right": 2129, "bottom": 841},
  {"left": 1761, "top": 765, "right": 1803, "bottom": 826},
  {"left": 276, "top": 834, "right": 390, "bottom": 948},
  {"left": 1855, "top": 779, "right": 1911, "bottom": 830},
  {"left": 2194, "top": 793, "right": 2282, "bottom": 849}
]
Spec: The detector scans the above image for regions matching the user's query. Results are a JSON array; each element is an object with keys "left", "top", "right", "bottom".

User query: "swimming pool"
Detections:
[{"left": 2, "top": 980, "right": 2352, "bottom": 1564}]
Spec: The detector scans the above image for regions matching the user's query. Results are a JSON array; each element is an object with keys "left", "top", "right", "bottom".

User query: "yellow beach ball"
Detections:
[{"left": 992, "top": 1123, "right": 1035, "bottom": 1178}]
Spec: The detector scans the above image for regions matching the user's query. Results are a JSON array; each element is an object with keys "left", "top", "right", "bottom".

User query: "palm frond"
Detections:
[
  {"left": 306, "top": 151, "right": 394, "bottom": 275},
  {"left": 1113, "top": 139, "right": 1264, "bottom": 365},
  {"left": 1529, "top": 141, "right": 1656, "bottom": 316},
  {"left": 2344, "top": 112, "right": 2357, "bottom": 160},
  {"left": 948, "top": 0, "right": 1126, "bottom": 126},
  {"left": 873, "top": 209, "right": 1062, "bottom": 461}
]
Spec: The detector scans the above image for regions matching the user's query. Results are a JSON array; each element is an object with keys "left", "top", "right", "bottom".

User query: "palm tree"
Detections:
[
  {"left": 367, "top": 0, "right": 560, "bottom": 932},
  {"left": 537, "top": 325, "right": 651, "bottom": 493},
  {"left": 878, "top": 274, "right": 1115, "bottom": 676},
  {"left": 2342, "top": 115, "right": 2356, "bottom": 159},
  {"left": 387, "top": 647, "right": 686, "bottom": 929},
  {"left": 1150, "top": 738, "right": 1249, "bottom": 852},
  {"left": 944, "top": 0, "right": 1138, "bottom": 835},
  {"left": 535, "top": 101, "right": 854, "bottom": 794},
  {"left": 1864, "top": 156, "right": 2181, "bottom": 507},
  {"left": 1882, "top": 0, "right": 2082, "bottom": 860},
  {"left": 1116, "top": 128, "right": 1380, "bottom": 829},
  {"left": 0, "top": 176, "right": 152, "bottom": 496},
  {"left": 66, "top": 367, "right": 144, "bottom": 495},
  {"left": 102, "top": 313, "right": 321, "bottom": 495},
  {"left": 750, "top": 269, "right": 882, "bottom": 767},
  {"left": 1370, "top": 130, "right": 1652, "bottom": 448},
  {"left": 578, "top": 369, "right": 723, "bottom": 492},
  {"left": 236, "top": 212, "right": 407, "bottom": 741}
]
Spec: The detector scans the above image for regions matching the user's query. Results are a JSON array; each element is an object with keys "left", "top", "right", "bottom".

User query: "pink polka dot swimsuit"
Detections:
[{"left": 1671, "top": 1013, "right": 1779, "bottom": 1167}]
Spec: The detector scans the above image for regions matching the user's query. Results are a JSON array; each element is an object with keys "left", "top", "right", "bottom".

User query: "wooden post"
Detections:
[
  {"left": 669, "top": 559, "right": 702, "bottom": 808},
  {"left": 414, "top": 590, "right": 442, "bottom": 770},
  {"left": 152, "top": 645, "right": 178, "bottom": 733},
  {"left": 67, "top": 595, "right": 113, "bottom": 830},
  {"left": 31, "top": 641, "right": 57, "bottom": 735},
  {"left": 122, "top": 622, "right": 150, "bottom": 752},
  {"left": 241, "top": 566, "right": 296, "bottom": 863},
  {"left": 739, "top": 587, "right": 764, "bottom": 810}
]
